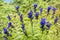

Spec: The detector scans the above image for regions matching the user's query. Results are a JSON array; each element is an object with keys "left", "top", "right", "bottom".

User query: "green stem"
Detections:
[{"left": 30, "top": 18, "right": 34, "bottom": 35}]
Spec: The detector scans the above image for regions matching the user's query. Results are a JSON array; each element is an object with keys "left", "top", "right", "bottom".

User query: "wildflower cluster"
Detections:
[{"left": 2, "top": 4, "right": 59, "bottom": 40}]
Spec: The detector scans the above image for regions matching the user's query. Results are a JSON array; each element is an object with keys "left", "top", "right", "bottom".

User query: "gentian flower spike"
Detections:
[
  {"left": 40, "top": 18, "right": 46, "bottom": 33},
  {"left": 28, "top": 10, "right": 34, "bottom": 35},
  {"left": 21, "top": 24, "right": 25, "bottom": 30},
  {"left": 20, "top": 14, "right": 23, "bottom": 22},
  {"left": 34, "top": 4, "right": 38, "bottom": 8},
  {"left": 46, "top": 22, "right": 51, "bottom": 29},
  {"left": 52, "top": 7, "right": 56, "bottom": 14},
  {"left": 40, "top": 18, "right": 46, "bottom": 29},
  {"left": 8, "top": 22, "right": 12, "bottom": 28},
  {"left": 21, "top": 24, "right": 28, "bottom": 36},
  {"left": 3, "top": 28, "right": 8, "bottom": 34},
  {"left": 45, "top": 21, "right": 51, "bottom": 34},
  {"left": 34, "top": 4, "right": 38, "bottom": 12},
  {"left": 16, "top": 6, "right": 19, "bottom": 10},
  {"left": 54, "top": 16, "right": 58, "bottom": 24},
  {"left": 7, "top": 15, "right": 11, "bottom": 20},
  {"left": 52, "top": 7, "right": 56, "bottom": 11},
  {"left": 51, "top": 8, "right": 56, "bottom": 18},
  {"left": 15, "top": 6, "right": 20, "bottom": 14},
  {"left": 35, "top": 12, "right": 39, "bottom": 19},
  {"left": 28, "top": 10, "right": 33, "bottom": 18},
  {"left": 40, "top": 8, "right": 43, "bottom": 14},
  {"left": 47, "top": 6, "right": 51, "bottom": 14}
]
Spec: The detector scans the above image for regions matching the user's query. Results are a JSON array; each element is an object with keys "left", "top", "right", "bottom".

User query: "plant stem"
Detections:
[{"left": 30, "top": 18, "right": 34, "bottom": 35}]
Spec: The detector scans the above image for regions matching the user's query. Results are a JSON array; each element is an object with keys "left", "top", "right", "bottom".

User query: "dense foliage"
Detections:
[{"left": 0, "top": 0, "right": 60, "bottom": 40}]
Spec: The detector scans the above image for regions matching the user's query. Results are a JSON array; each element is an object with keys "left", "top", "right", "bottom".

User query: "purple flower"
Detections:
[
  {"left": 52, "top": 7, "right": 56, "bottom": 14},
  {"left": 3, "top": 28, "right": 8, "bottom": 34},
  {"left": 20, "top": 14, "right": 23, "bottom": 22},
  {"left": 35, "top": 12, "right": 39, "bottom": 19},
  {"left": 40, "top": 18, "right": 46, "bottom": 28},
  {"left": 7, "top": 15, "right": 11, "bottom": 20},
  {"left": 21, "top": 24, "right": 25, "bottom": 30},
  {"left": 52, "top": 7, "right": 56, "bottom": 11},
  {"left": 34, "top": 4, "right": 38, "bottom": 12},
  {"left": 34, "top": 4, "right": 38, "bottom": 8},
  {"left": 19, "top": 14, "right": 23, "bottom": 22},
  {"left": 46, "top": 22, "right": 51, "bottom": 29},
  {"left": 47, "top": 6, "right": 51, "bottom": 14},
  {"left": 40, "top": 8, "right": 43, "bottom": 14},
  {"left": 41, "top": 18, "right": 46, "bottom": 21},
  {"left": 54, "top": 16, "right": 58, "bottom": 24},
  {"left": 28, "top": 10, "right": 33, "bottom": 18},
  {"left": 8, "top": 22, "right": 12, "bottom": 28},
  {"left": 15, "top": 6, "right": 19, "bottom": 10},
  {"left": 21, "top": 24, "right": 28, "bottom": 36}
]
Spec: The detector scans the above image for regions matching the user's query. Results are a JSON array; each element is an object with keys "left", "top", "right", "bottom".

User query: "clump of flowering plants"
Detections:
[{"left": 0, "top": 0, "right": 60, "bottom": 40}]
